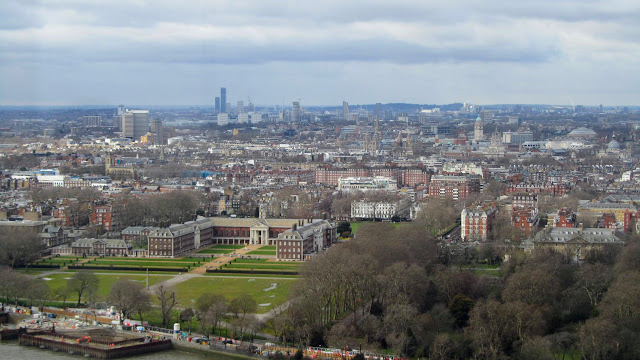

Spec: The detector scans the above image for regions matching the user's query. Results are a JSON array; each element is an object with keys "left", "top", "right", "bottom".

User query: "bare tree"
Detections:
[
  {"left": 230, "top": 294, "right": 257, "bottom": 339},
  {"left": 154, "top": 284, "right": 177, "bottom": 328},
  {"left": 68, "top": 270, "right": 99, "bottom": 306},
  {"left": 108, "top": 279, "right": 149, "bottom": 324}
]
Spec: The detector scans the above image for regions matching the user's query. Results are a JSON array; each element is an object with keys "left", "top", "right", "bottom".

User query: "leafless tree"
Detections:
[
  {"left": 68, "top": 270, "right": 99, "bottom": 306},
  {"left": 154, "top": 284, "right": 177, "bottom": 328}
]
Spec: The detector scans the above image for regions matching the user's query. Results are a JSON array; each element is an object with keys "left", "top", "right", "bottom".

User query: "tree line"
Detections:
[{"left": 272, "top": 222, "right": 640, "bottom": 360}]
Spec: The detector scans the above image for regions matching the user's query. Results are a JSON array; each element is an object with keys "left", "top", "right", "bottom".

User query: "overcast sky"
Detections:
[{"left": 1, "top": 0, "right": 639, "bottom": 106}]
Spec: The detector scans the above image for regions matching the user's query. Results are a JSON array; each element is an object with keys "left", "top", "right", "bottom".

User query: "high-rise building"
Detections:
[
  {"left": 480, "top": 110, "right": 493, "bottom": 123},
  {"left": 292, "top": 101, "right": 301, "bottom": 122},
  {"left": 237, "top": 100, "right": 244, "bottom": 114},
  {"left": 220, "top": 88, "right": 227, "bottom": 113},
  {"left": 215, "top": 97, "right": 221, "bottom": 113},
  {"left": 343, "top": 101, "right": 349, "bottom": 119},
  {"left": 150, "top": 118, "right": 164, "bottom": 144},
  {"left": 122, "top": 110, "right": 149, "bottom": 139},
  {"left": 375, "top": 103, "right": 382, "bottom": 119},
  {"left": 117, "top": 105, "right": 125, "bottom": 116}
]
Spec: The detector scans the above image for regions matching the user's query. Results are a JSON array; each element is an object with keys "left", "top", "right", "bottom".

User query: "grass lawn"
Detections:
[
  {"left": 198, "top": 249, "right": 234, "bottom": 254},
  {"left": 257, "top": 246, "right": 276, "bottom": 250},
  {"left": 471, "top": 269, "right": 501, "bottom": 278},
  {"left": 226, "top": 263, "right": 300, "bottom": 270},
  {"left": 41, "top": 273, "right": 173, "bottom": 299},
  {"left": 88, "top": 260, "right": 197, "bottom": 267},
  {"left": 246, "top": 250, "right": 276, "bottom": 256},
  {"left": 206, "top": 245, "right": 245, "bottom": 249},
  {"left": 234, "top": 259, "right": 269, "bottom": 263},
  {"left": 174, "top": 277, "right": 295, "bottom": 313},
  {"left": 62, "top": 269, "right": 181, "bottom": 275},
  {"left": 350, "top": 222, "right": 363, "bottom": 234},
  {"left": 203, "top": 273, "right": 299, "bottom": 279}
]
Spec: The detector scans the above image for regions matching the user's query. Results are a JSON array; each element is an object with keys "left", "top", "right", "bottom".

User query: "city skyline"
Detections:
[{"left": 1, "top": 0, "right": 640, "bottom": 106}]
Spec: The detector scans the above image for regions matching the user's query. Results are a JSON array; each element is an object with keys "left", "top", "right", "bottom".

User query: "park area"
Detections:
[
  {"left": 69, "top": 256, "right": 208, "bottom": 272},
  {"left": 198, "top": 244, "right": 277, "bottom": 256},
  {"left": 197, "top": 244, "right": 244, "bottom": 254},
  {"left": 41, "top": 273, "right": 173, "bottom": 299},
  {"left": 173, "top": 277, "right": 294, "bottom": 313},
  {"left": 208, "top": 258, "right": 302, "bottom": 276}
]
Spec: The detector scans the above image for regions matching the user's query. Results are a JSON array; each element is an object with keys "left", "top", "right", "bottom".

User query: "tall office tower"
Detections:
[
  {"left": 474, "top": 115, "right": 484, "bottom": 141},
  {"left": 117, "top": 105, "right": 125, "bottom": 116},
  {"left": 220, "top": 88, "right": 227, "bottom": 113},
  {"left": 122, "top": 110, "right": 149, "bottom": 139},
  {"left": 150, "top": 118, "right": 164, "bottom": 145},
  {"left": 375, "top": 103, "right": 382, "bottom": 119},
  {"left": 292, "top": 101, "right": 301, "bottom": 122},
  {"left": 215, "top": 97, "right": 221, "bottom": 113},
  {"left": 343, "top": 101, "right": 349, "bottom": 119},
  {"left": 247, "top": 100, "right": 254, "bottom": 112},
  {"left": 237, "top": 100, "right": 245, "bottom": 114},
  {"left": 480, "top": 110, "right": 493, "bottom": 123}
]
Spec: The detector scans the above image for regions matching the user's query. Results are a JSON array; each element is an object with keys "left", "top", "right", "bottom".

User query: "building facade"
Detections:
[
  {"left": 461, "top": 205, "right": 497, "bottom": 242},
  {"left": 429, "top": 175, "right": 481, "bottom": 200},
  {"left": 122, "top": 110, "right": 149, "bottom": 139}
]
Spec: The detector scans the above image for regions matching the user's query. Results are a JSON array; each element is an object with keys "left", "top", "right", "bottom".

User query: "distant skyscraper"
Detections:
[
  {"left": 215, "top": 97, "right": 221, "bottom": 113},
  {"left": 237, "top": 100, "right": 245, "bottom": 114},
  {"left": 122, "top": 110, "right": 149, "bottom": 139},
  {"left": 150, "top": 118, "right": 164, "bottom": 144},
  {"left": 292, "top": 101, "right": 301, "bottom": 122},
  {"left": 220, "top": 88, "right": 227, "bottom": 113},
  {"left": 375, "top": 103, "right": 382, "bottom": 119},
  {"left": 117, "top": 105, "right": 125, "bottom": 116},
  {"left": 480, "top": 110, "right": 493, "bottom": 123},
  {"left": 343, "top": 101, "right": 349, "bottom": 119}
]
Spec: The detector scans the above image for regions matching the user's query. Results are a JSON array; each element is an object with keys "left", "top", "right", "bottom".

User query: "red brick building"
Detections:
[
  {"left": 276, "top": 220, "right": 337, "bottom": 261},
  {"left": 512, "top": 208, "right": 539, "bottom": 237},
  {"left": 429, "top": 175, "right": 481, "bottom": 200},
  {"left": 552, "top": 208, "right": 576, "bottom": 228},
  {"left": 71, "top": 238, "right": 131, "bottom": 256},
  {"left": 315, "top": 167, "right": 429, "bottom": 187},
  {"left": 460, "top": 204, "right": 497, "bottom": 242},
  {"left": 90, "top": 205, "right": 124, "bottom": 232}
]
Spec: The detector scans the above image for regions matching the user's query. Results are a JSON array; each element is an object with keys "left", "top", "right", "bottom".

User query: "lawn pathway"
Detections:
[{"left": 190, "top": 244, "right": 262, "bottom": 274}]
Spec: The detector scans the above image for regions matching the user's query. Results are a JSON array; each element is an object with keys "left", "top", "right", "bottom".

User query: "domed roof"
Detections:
[
  {"left": 568, "top": 127, "right": 596, "bottom": 137},
  {"left": 608, "top": 139, "right": 620, "bottom": 149},
  {"left": 476, "top": 116, "right": 482, "bottom": 122}
]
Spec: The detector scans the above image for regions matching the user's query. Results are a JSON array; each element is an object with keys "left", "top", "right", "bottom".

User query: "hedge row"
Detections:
[
  {"left": 68, "top": 265, "right": 187, "bottom": 272},
  {"left": 21, "top": 264, "right": 61, "bottom": 269}
]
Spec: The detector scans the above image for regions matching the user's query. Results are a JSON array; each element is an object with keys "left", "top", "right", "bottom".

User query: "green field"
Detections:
[
  {"left": 258, "top": 246, "right": 276, "bottom": 250},
  {"left": 206, "top": 245, "right": 245, "bottom": 249},
  {"left": 226, "top": 263, "right": 299, "bottom": 270},
  {"left": 173, "top": 277, "right": 294, "bottom": 313},
  {"left": 350, "top": 222, "right": 363, "bottom": 234},
  {"left": 197, "top": 249, "right": 234, "bottom": 254},
  {"left": 203, "top": 273, "right": 299, "bottom": 279},
  {"left": 87, "top": 260, "right": 198, "bottom": 267},
  {"left": 246, "top": 250, "right": 276, "bottom": 255},
  {"left": 41, "top": 273, "right": 172, "bottom": 299}
]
